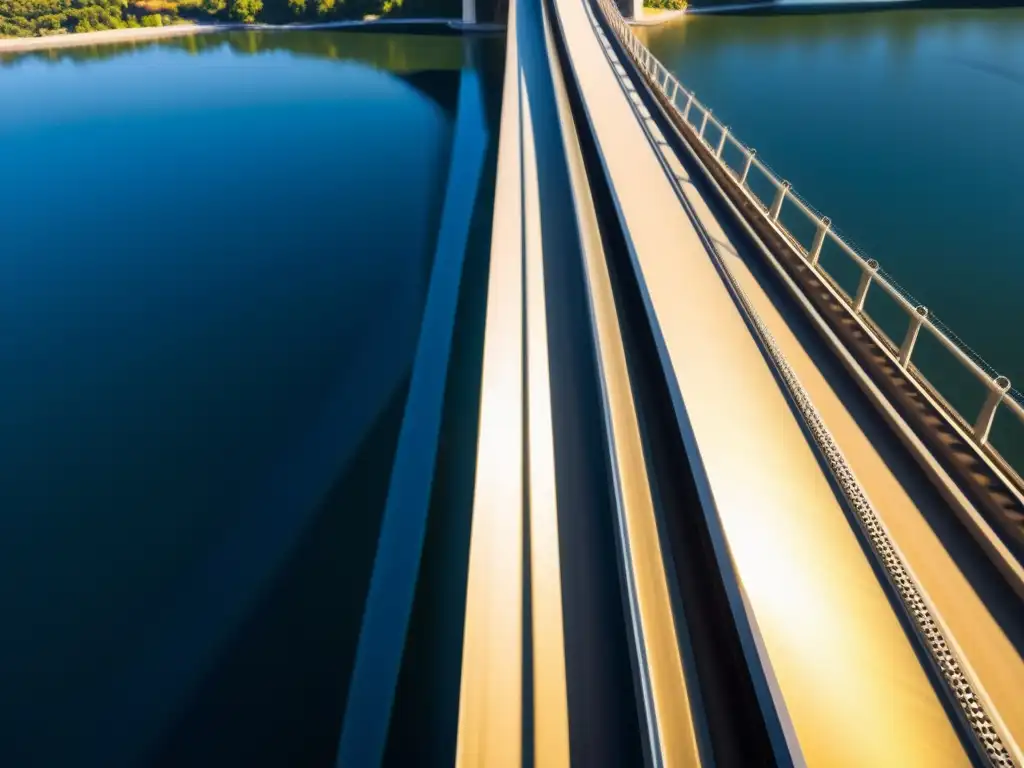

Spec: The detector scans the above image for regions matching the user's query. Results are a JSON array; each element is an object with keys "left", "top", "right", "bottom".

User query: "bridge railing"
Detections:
[{"left": 593, "top": 0, "right": 1024, "bottom": 486}]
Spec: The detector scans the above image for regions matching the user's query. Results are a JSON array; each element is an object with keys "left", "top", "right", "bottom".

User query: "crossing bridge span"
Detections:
[{"left": 338, "top": 1, "right": 1024, "bottom": 766}]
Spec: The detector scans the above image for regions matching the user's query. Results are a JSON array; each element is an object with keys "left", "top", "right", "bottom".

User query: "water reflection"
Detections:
[
  {"left": 648, "top": 6, "right": 1024, "bottom": 52},
  {"left": 0, "top": 29, "right": 493, "bottom": 115},
  {"left": 1, "top": 29, "right": 469, "bottom": 70},
  {"left": 0, "top": 30, "right": 502, "bottom": 768}
]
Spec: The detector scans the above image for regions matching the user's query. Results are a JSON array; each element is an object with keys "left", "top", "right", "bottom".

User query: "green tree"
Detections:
[
  {"left": 316, "top": 0, "right": 334, "bottom": 14},
  {"left": 288, "top": 0, "right": 307, "bottom": 14},
  {"left": 229, "top": 0, "right": 262, "bottom": 21}
]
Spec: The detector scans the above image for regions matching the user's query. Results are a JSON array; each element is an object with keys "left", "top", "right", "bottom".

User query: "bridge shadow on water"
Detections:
[
  {"left": 0, "top": 29, "right": 510, "bottom": 768},
  {"left": 147, "top": 381, "right": 409, "bottom": 768},
  {"left": 145, "top": 38, "right": 503, "bottom": 768},
  {"left": 380, "top": 132, "right": 497, "bottom": 767}
]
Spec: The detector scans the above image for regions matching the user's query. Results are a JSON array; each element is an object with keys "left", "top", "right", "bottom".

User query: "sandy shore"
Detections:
[
  {"left": 0, "top": 17, "right": 503, "bottom": 54},
  {"left": 0, "top": 22, "right": 227, "bottom": 53}
]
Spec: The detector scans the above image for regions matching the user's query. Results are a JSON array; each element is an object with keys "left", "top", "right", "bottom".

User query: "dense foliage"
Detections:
[
  {"left": 0, "top": 0, "right": 459, "bottom": 36},
  {"left": 0, "top": 0, "right": 191, "bottom": 36},
  {"left": 643, "top": 0, "right": 687, "bottom": 8}
]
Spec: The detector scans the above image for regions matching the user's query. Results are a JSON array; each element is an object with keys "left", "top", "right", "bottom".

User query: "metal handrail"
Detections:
[{"left": 594, "top": 0, "right": 1023, "bottom": 481}]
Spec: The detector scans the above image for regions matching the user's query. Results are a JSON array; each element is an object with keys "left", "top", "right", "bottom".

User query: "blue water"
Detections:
[{"left": 0, "top": 30, "right": 500, "bottom": 767}]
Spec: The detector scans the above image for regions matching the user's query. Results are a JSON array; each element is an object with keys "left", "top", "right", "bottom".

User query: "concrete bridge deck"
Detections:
[
  {"left": 552, "top": 0, "right": 963, "bottom": 763},
  {"left": 307, "top": 0, "right": 1024, "bottom": 763},
  {"left": 444, "top": 0, "right": 1024, "bottom": 763},
  {"left": 556, "top": 0, "right": 1024, "bottom": 761},
  {"left": 584, "top": 0, "right": 1024, "bottom": 754}
]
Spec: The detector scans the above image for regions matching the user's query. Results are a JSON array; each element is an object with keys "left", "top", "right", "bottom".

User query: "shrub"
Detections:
[
  {"left": 643, "top": 0, "right": 687, "bottom": 9},
  {"left": 230, "top": 0, "right": 263, "bottom": 21}
]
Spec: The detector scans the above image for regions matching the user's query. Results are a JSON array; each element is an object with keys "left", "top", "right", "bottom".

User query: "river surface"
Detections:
[
  {"left": 0, "top": 29, "right": 502, "bottom": 767},
  {"left": 642, "top": 8, "right": 1024, "bottom": 458}
]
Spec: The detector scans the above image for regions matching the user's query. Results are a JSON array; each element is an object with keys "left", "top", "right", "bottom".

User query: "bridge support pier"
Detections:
[{"left": 463, "top": 0, "right": 476, "bottom": 24}]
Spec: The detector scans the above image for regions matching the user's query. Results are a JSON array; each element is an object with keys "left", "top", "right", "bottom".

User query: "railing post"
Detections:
[
  {"left": 699, "top": 109, "right": 710, "bottom": 139},
  {"left": 670, "top": 80, "right": 680, "bottom": 105},
  {"left": 716, "top": 127, "right": 730, "bottom": 159},
  {"left": 682, "top": 92, "right": 695, "bottom": 121},
  {"left": 770, "top": 181, "right": 790, "bottom": 221},
  {"left": 853, "top": 259, "right": 879, "bottom": 313},
  {"left": 974, "top": 375, "right": 1011, "bottom": 446},
  {"left": 740, "top": 149, "right": 756, "bottom": 186},
  {"left": 899, "top": 305, "right": 928, "bottom": 368},
  {"left": 809, "top": 216, "right": 830, "bottom": 266}
]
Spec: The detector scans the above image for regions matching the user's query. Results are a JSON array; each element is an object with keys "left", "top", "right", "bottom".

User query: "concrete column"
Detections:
[
  {"left": 770, "top": 181, "right": 790, "bottom": 221},
  {"left": 463, "top": 0, "right": 476, "bottom": 25},
  {"left": 740, "top": 149, "right": 756, "bottom": 186},
  {"left": 853, "top": 259, "right": 879, "bottom": 314},
  {"left": 809, "top": 216, "right": 830, "bottom": 265},
  {"left": 974, "top": 375, "right": 1011, "bottom": 445},
  {"left": 899, "top": 305, "right": 928, "bottom": 368}
]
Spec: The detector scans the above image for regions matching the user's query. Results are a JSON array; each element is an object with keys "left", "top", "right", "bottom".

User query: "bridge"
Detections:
[{"left": 335, "top": 0, "right": 1024, "bottom": 766}]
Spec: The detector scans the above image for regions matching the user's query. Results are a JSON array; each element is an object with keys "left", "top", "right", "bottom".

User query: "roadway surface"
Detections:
[
  {"left": 543, "top": 0, "right": 1024, "bottom": 762},
  {"left": 329, "top": 0, "right": 1024, "bottom": 762},
  {"left": 590, "top": 1, "right": 1024, "bottom": 757}
]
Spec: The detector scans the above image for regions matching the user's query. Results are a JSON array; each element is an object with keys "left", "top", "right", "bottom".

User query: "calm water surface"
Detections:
[
  {"left": 643, "top": 9, "right": 1024, "bottom": 454},
  {"left": 0, "top": 30, "right": 502, "bottom": 767}
]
